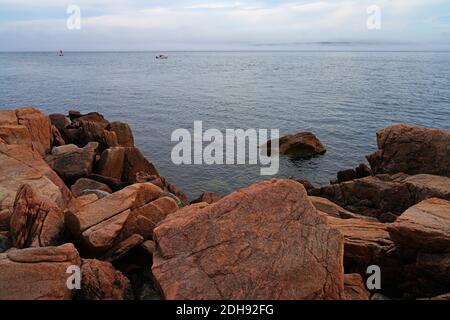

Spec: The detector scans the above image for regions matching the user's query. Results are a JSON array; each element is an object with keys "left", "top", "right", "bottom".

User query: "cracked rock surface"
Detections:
[{"left": 153, "top": 179, "right": 344, "bottom": 300}]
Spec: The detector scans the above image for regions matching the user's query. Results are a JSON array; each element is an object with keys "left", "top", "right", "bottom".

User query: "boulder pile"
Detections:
[{"left": 0, "top": 108, "right": 449, "bottom": 301}]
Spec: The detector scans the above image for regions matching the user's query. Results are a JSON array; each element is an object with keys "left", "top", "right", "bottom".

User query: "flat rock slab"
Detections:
[
  {"left": 0, "top": 244, "right": 81, "bottom": 300},
  {"left": 326, "top": 216, "right": 394, "bottom": 267},
  {"left": 66, "top": 183, "right": 163, "bottom": 237},
  {"left": 387, "top": 198, "right": 450, "bottom": 252},
  {"left": 153, "top": 179, "right": 344, "bottom": 300}
]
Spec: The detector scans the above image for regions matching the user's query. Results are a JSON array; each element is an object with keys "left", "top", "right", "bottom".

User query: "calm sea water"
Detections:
[{"left": 1, "top": 51, "right": 449, "bottom": 199}]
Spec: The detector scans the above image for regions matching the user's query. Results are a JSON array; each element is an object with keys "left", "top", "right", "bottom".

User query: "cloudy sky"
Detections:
[{"left": 1, "top": 0, "right": 449, "bottom": 51}]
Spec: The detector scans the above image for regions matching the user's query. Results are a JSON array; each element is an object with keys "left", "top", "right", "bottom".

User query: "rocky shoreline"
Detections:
[{"left": 0, "top": 107, "right": 449, "bottom": 300}]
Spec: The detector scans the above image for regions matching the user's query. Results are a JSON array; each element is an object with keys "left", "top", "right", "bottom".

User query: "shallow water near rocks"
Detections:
[{"left": 1, "top": 51, "right": 449, "bottom": 199}]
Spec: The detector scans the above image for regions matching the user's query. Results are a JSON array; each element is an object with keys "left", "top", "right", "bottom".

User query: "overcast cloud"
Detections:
[{"left": 0, "top": 0, "right": 449, "bottom": 51}]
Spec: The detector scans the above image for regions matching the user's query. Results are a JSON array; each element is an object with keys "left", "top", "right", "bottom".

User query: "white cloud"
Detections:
[{"left": 1, "top": 0, "right": 449, "bottom": 50}]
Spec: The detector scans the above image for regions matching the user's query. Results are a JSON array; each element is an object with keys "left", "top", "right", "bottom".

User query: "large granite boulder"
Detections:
[
  {"left": 96, "top": 147, "right": 159, "bottom": 182},
  {"left": 10, "top": 184, "right": 65, "bottom": 248},
  {"left": 153, "top": 179, "right": 344, "bottom": 300},
  {"left": 0, "top": 244, "right": 81, "bottom": 300},
  {"left": 45, "top": 142, "right": 99, "bottom": 182},
  {"left": 264, "top": 132, "right": 326, "bottom": 159},
  {"left": 65, "top": 183, "right": 163, "bottom": 255},
  {"left": 387, "top": 198, "right": 450, "bottom": 252},
  {"left": 367, "top": 124, "right": 450, "bottom": 177},
  {"left": 0, "top": 143, "right": 71, "bottom": 231},
  {"left": 110, "top": 121, "right": 134, "bottom": 147},
  {"left": 76, "top": 259, "right": 132, "bottom": 300},
  {"left": 0, "top": 108, "right": 53, "bottom": 156}
]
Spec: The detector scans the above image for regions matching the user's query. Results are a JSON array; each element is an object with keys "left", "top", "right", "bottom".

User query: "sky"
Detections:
[{"left": 0, "top": 0, "right": 450, "bottom": 51}]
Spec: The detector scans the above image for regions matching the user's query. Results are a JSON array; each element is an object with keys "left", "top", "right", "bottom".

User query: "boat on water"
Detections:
[
  {"left": 58, "top": 50, "right": 64, "bottom": 56},
  {"left": 156, "top": 54, "right": 168, "bottom": 60}
]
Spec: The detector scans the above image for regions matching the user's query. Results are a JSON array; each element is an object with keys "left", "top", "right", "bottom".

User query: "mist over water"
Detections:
[{"left": 1, "top": 51, "right": 449, "bottom": 199}]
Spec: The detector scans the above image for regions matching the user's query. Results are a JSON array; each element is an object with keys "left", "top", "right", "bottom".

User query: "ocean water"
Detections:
[{"left": 1, "top": 51, "right": 449, "bottom": 199}]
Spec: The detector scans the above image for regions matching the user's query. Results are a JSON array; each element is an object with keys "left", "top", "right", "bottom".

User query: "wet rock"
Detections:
[
  {"left": 387, "top": 198, "right": 450, "bottom": 252},
  {"left": 46, "top": 142, "right": 99, "bottom": 182},
  {"left": 77, "top": 259, "right": 132, "bottom": 300},
  {"left": 367, "top": 124, "right": 450, "bottom": 177},
  {"left": 344, "top": 274, "right": 370, "bottom": 300},
  {"left": 71, "top": 178, "right": 112, "bottom": 197},
  {"left": 153, "top": 179, "right": 344, "bottom": 300},
  {"left": 0, "top": 244, "right": 81, "bottom": 300},
  {"left": 10, "top": 184, "right": 65, "bottom": 248},
  {"left": 265, "top": 132, "right": 326, "bottom": 159}
]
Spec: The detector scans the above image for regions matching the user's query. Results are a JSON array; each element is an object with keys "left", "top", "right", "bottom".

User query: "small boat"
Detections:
[
  {"left": 156, "top": 54, "right": 168, "bottom": 60},
  {"left": 58, "top": 50, "right": 64, "bottom": 56}
]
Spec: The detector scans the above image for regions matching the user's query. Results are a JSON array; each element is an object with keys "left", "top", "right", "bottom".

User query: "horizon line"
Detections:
[{"left": 2, "top": 50, "right": 450, "bottom": 53}]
